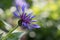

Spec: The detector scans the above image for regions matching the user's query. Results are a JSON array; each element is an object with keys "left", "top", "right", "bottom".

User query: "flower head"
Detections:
[{"left": 13, "top": 5, "right": 40, "bottom": 30}]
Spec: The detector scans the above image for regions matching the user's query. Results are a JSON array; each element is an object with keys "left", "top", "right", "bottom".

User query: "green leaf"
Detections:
[
  {"left": 0, "top": 20, "right": 9, "bottom": 32},
  {"left": 7, "top": 32, "right": 23, "bottom": 40},
  {"left": 0, "top": 33, "right": 3, "bottom": 40}
]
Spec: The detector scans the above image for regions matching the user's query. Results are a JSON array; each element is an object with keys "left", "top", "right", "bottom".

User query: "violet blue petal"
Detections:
[
  {"left": 20, "top": 13, "right": 26, "bottom": 20},
  {"left": 23, "top": 13, "right": 26, "bottom": 19},
  {"left": 22, "top": 22, "right": 27, "bottom": 28},
  {"left": 27, "top": 13, "right": 32, "bottom": 17},
  {"left": 13, "top": 12, "right": 20, "bottom": 18},
  {"left": 31, "top": 16, "right": 35, "bottom": 19},
  {"left": 25, "top": 13, "right": 32, "bottom": 20},
  {"left": 16, "top": 5, "right": 20, "bottom": 12},
  {"left": 32, "top": 20, "right": 37, "bottom": 22},
  {"left": 15, "top": 0, "right": 28, "bottom": 7},
  {"left": 22, "top": 5, "right": 25, "bottom": 13},
  {"left": 32, "top": 24, "right": 40, "bottom": 28},
  {"left": 27, "top": 24, "right": 32, "bottom": 30}
]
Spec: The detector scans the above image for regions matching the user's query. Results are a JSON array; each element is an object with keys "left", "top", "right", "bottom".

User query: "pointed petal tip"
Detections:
[
  {"left": 36, "top": 25, "right": 40, "bottom": 28},
  {"left": 13, "top": 12, "right": 20, "bottom": 18},
  {"left": 32, "top": 24, "right": 40, "bottom": 28},
  {"left": 22, "top": 5, "right": 25, "bottom": 12},
  {"left": 31, "top": 16, "right": 35, "bottom": 18},
  {"left": 16, "top": 5, "right": 20, "bottom": 12},
  {"left": 32, "top": 20, "right": 37, "bottom": 22}
]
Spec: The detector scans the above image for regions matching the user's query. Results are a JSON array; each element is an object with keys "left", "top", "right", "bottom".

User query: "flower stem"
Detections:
[{"left": 2, "top": 25, "right": 18, "bottom": 40}]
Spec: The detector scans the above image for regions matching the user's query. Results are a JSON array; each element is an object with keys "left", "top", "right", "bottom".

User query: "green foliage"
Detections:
[
  {"left": 26, "top": 10, "right": 60, "bottom": 40},
  {"left": 27, "top": 27, "right": 59, "bottom": 40},
  {"left": 6, "top": 32, "right": 22, "bottom": 40},
  {"left": 0, "top": 20, "right": 9, "bottom": 32},
  {"left": 0, "top": 33, "right": 3, "bottom": 40},
  {"left": 0, "top": 0, "right": 12, "bottom": 10}
]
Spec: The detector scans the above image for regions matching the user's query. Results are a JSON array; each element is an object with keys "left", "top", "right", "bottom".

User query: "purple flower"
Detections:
[{"left": 13, "top": 5, "right": 40, "bottom": 30}]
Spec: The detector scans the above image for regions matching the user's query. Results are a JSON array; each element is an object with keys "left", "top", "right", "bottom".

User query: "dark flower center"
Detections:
[
  {"left": 18, "top": 20, "right": 22, "bottom": 26},
  {"left": 18, "top": 19, "right": 30, "bottom": 26}
]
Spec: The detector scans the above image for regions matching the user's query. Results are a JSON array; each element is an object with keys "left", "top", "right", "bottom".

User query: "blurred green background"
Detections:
[{"left": 0, "top": 0, "right": 60, "bottom": 40}]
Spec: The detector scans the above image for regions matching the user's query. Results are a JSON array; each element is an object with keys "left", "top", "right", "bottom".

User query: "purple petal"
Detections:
[
  {"left": 32, "top": 20, "right": 37, "bottom": 22},
  {"left": 15, "top": 0, "right": 28, "bottom": 8},
  {"left": 27, "top": 13, "right": 32, "bottom": 17},
  {"left": 23, "top": 13, "right": 26, "bottom": 19},
  {"left": 22, "top": 5, "right": 25, "bottom": 13},
  {"left": 22, "top": 22, "right": 27, "bottom": 28},
  {"left": 25, "top": 16, "right": 30, "bottom": 21},
  {"left": 22, "top": 23, "right": 32, "bottom": 30},
  {"left": 27, "top": 24, "right": 32, "bottom": 30},
  {"left": 16, "top": 5, "right": 20, "bottom": 12},
  {"left": 32, "top": 24, "right": 40, "bottom": 28},
  {"left": 22, "top": 22, "right": 30, "bottom": 29},
  {"left": 22, "top": 13, "right": 26, "bottom": 19},
  {"left": 31, "top": 16, "right": 35, "bottom": 19},
  {"left": 24, "top": 13, "right": 32, "bottom": 20},
  {"left": 20, "top": 13, "right": 26, "bottom": 19},
  {"left": 27, "top": 26, "right": 32, "bottom": 30},
  {"left": 13, "top": 12, "right": 20, "bottom": 18}
]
